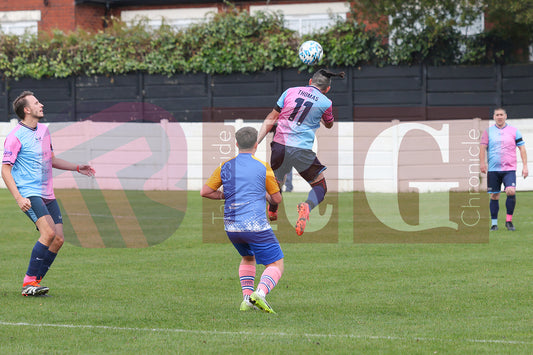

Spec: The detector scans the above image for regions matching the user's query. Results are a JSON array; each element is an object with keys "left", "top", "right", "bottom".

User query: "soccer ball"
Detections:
[{"left": 298, "top": 40, "right": 323, "bottom": 65}]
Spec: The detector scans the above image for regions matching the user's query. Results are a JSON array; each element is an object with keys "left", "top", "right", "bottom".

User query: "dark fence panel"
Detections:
[
  {"left": 0, "top": 79, "right": 6, "bottom": 120},
  {"left": 8, "top": 78, "right": 73, "bottom": 122},
  {"left": 1, "top": 64, "right": 532, "bottom": 123},
  {"left": 144, "top": 73, "right": 209, "bottom": 122},
  {"left": 502, "top": 65, "right": 533, "bottom": 119}
]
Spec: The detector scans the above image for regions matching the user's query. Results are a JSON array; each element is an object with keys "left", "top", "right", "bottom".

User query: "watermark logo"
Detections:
[
  {"left": 354, "top": 119, "right": 489, "bottom": 243},
  {"left": 50, "top": 103, "right": 188, "bottom": 248}
]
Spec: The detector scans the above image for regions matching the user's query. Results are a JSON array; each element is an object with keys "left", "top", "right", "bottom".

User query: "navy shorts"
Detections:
[
  {"left": 226, "top": 229, "right": 284, "bottom": 266},
  {"left": 25, "top": 196, "right": 63, "bottom": 225},
  {"left": 270, "top": 141, "right": 326, "bottom": 183},
  {"left": 487, "top": 171, "right": 516, "bottom": 193}
]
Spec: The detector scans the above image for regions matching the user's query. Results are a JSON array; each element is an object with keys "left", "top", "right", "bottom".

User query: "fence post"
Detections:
[
  {"left": 138, "top": 72, "right": 145, "bottom": 122},
  {"left": 472, "top": 116, "right": 482, "bottom": 193},
  {"left": 495, "top": 63, "right": 502, "bottom": 108},
  {"left": 160, "top": 118, "right": 169, "bottom": 190},
  {"left": 3, "top": 78, "right": 10, "bottom": 121},
  {"left": 207, "top": 74, "right": 213, "bottom": 122},
  {"left": 70, "top": 77, "right": 77, "bottom": 121},
  {"left": 421, "top": 63, "right": 428, "bottom": 120},
  {"left": 347, "top": 66, "right": 354, "bottom": 121}
]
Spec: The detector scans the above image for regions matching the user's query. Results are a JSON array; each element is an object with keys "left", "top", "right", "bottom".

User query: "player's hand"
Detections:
[
  {"left": 78, "top": 165, "right": 95, "bottom": 177},
  {"left": 480, "top": 163, "right": 488, "bottom": 174},
  {"left": 523, "top": 166, "right": 528, "bottom": 179},
  {"left": 16, "top": 196, "right": 31, "bottom": 212}
]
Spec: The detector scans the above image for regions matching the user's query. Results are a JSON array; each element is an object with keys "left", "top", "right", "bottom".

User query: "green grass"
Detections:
[{"left": 0, "top": 190, "right": 532, "bottom": 354}]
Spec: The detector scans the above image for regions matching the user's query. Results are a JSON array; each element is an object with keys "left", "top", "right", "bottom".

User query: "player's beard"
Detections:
[{"left": 32, "top": 110, "right": 44, "bottom": 120}]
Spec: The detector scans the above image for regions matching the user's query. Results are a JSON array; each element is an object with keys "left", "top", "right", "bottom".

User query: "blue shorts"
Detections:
[
  {"left": 270, "top": 141, "right": 326, "bottom": 183},
  {"left": 25, "top": 196, "right": 63, "bottom": 224},
  {"left": 487, "top": 171, "right": 516, "bottom": 193},
  {"left": 226, "top": 229, "right": 284, "bottom": 266}
]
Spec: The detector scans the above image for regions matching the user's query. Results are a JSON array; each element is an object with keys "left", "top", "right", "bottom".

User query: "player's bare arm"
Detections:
[
  {"left": 257, "top": 109, "right": 280, "bottom": 145},
  {"left": 266, "top": 191, "right": 282, "bottom": 205},
  {"left": 200, "top": 184, "right": 224, "bottom": 200},
  {"left": 321, "top": 117, "right": 334, "bottom": 129},
  {"left": 1, "top": 164, "right": 31, "bottom": 212},
  {"left": 519, "top": 145, "right": 528, "bottom": 178},
  {"left": 51, "top": 154, "right": 95, "bottom": 177},
  {"left": 479, "top": 144, "right": 488, "bottom": 174}
]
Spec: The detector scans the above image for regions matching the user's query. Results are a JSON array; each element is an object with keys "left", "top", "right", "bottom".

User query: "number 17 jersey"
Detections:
[{"left": 273, "top": 85, "right": 334, "bottom": 150}]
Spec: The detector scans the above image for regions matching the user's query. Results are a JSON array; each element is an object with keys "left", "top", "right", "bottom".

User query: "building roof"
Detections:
[{"left": 75, "top": 0, "right": 245, "bottom": 5}]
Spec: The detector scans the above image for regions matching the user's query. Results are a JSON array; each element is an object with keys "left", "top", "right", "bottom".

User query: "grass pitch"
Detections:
[{"left": 0, "top": 190, "right": 531, "bottom": 354}]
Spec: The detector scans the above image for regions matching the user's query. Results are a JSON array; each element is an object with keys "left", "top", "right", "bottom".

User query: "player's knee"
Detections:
[
  {"left": 505, "top": 187, "right": 516, "bottom": 196},
  {"left": 40, "top": 228, "right": 55, "bottom": 241},
  {"left": 268, "top": 258, "right": 284, "bottom": 274},
  {"left": 242, "top": 255, "right": 255, "bottom": 263},
  {"left": 311, "top": 178, "right": 327, "bottom": 194},
  {"left": 55, "top": 234, "right": 65, "bottom": 247}
]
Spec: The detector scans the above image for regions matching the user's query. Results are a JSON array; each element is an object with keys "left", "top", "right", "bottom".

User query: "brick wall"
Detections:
[
  {"left": 75, "top": 4, "right": 106, "bottom": 33},
  {"left": 0, "top": 0, "right": 75, "bottom": 32},
  {"left": 40, "top": 0, "right": 75, "bottom": 32},
  {"left": 2, "top": 0, "right": 345, "bottom": 33}
]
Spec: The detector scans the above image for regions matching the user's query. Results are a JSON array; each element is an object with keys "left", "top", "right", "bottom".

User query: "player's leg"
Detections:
[
  {"left": 295, "top": 153, "right": 327, "bottom": 236},
  {"left": 489, "top": 193, "right": 500, "bottom": 231},
  {"left": 250, "top": 258, "right": 283, "bottom": 313},
  {"left": 22, "top": 197, "right": 55, "bottom": 296},
  {"left": 227, "top": 232, "right": 259, "bottom": 311},
  {"left": 284, "top": 169, "right": 293, "bottom": 192},
  {"left": 307, "top": 172, "right": 328, "bottom": 210},
  {"left": 487, "top": 171, "right": 502, "bottom": 230},
  {"left": 268, "top": 142, "right": 291, "bottom": 221},
  {"left": 256, "top": 258, "right": 284, "bottom": 298},
  {"left": 239, "top": 255, "right": 258, "bottom": 311},
  {"left": 38, "top": 199, "right": 64, "bottom": 281},
  {"left": 248, "top": 230, "right": 284, "bottom": 313},
  {"left": 503, "top": 172, "right": 517, "bottom": 231}
]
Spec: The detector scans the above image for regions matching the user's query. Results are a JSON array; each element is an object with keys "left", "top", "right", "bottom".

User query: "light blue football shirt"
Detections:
[{"left": 2, "top": 122, "right": 55, "bottom": 199}]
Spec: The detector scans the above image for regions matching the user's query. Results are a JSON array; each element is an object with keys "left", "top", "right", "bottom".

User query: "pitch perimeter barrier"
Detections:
[{"left": 2, "top": 64, "right": 533, "bottom": 123}]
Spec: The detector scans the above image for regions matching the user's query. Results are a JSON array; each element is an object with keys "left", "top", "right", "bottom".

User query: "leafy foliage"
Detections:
[
  {"left": 309, "top": 17, "right": 387, "bottom": 68},
  {"left": 0, "top": 3, "right": 531, "bottom": 79},
  {"left": 352, "top": 0, "right": 532, "bottom": 65}
]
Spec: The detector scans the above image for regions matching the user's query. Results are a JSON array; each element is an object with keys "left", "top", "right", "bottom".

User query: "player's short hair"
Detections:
[
  {"left": 13, "top": 91, "right": 34, "bottom": 119},
  {"left": 235, "top": 126, "right": 257, "bottom": 150},
  {"left": 311, "top": 69, "right": 345, "bottom": 91},
  {"left": 494, "top": 107, "right": 507, "bottom": 115}
]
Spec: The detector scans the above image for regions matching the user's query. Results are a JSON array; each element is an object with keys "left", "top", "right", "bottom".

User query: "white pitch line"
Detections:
[{"left": 0, "top": 321, "right": 531, "bottom": 346}]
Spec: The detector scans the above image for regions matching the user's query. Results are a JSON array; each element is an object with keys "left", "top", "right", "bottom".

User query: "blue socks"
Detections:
[
  {"left": 26, "top": 241, "right": 49, "bottom": 277},
  {"left": 506, "top": 195, "right": 516, "bottom": 215},
  {"left": 306, "top": 179, "right": 327, "bottom": 210},
  {"left": 490, "top": 196, "right": 516, "bottom": 225},
  {"left": 489, "top": 199, "right": 499, "bottom": 221},
  {"left": 38, "top": 249, "right": 58, "bottom": 280}
]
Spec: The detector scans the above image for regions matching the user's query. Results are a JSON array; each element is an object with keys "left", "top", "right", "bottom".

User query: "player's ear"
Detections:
[
  {"left": 324, "top": 86, "right": 331, "bottom": 94},
  {"left": 309, "top": 78, "right": 313, "bottom": 85}
]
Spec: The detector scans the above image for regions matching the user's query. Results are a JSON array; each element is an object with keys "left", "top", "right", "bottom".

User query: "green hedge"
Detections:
[{"left": 0, "top": 8, "right": 526, "bottom": 79}]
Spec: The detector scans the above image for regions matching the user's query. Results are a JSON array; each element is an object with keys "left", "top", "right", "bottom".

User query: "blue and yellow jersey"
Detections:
[{"left": 206, "top": 153, "right": 279, "bottom": 232}]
